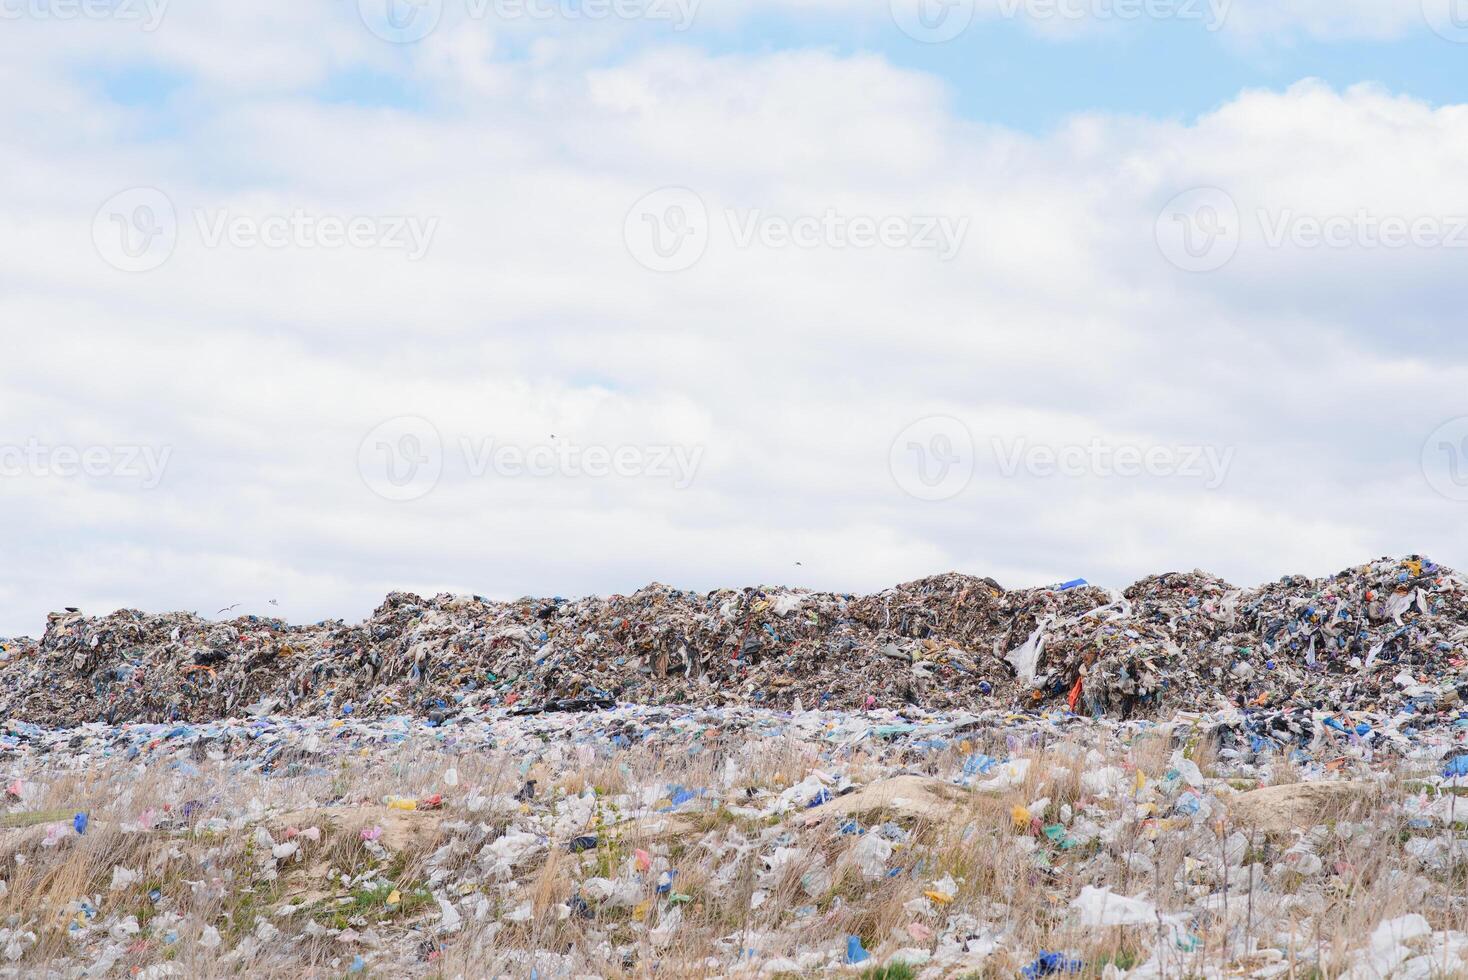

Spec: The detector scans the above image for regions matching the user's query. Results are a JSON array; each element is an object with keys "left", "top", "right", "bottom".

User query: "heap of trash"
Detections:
[
  {"left": 5, "top": 703, "right": 1468, "bottom": 978},
  {"left": 0, "top": 555, "right": 1465, "bottom": 726}
]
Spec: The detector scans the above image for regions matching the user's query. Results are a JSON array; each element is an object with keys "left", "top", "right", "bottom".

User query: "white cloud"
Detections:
[
  {"left": 0, "top": 14, "right": 1464, "bottom": 635},
  {"left": 762, "top": 0, "right": 1435, "bottom": 41}
]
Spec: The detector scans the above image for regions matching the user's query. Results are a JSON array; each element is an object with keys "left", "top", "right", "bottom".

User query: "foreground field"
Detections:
[{"left": 1, "top": 707, "right": 1465, "bottom": 978}]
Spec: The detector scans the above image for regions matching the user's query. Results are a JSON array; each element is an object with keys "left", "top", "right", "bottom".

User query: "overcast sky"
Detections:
[{"left": 2, "top": 0, "right": 1467, "bottom": 636}]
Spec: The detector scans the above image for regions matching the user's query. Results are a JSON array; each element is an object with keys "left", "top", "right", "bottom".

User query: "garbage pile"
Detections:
[
  {"left": 1, "top": 555, "right": 1466, "bottom": 726},
  {"left": 5, "top": 703, "right": 1468, "bottom": 978}
]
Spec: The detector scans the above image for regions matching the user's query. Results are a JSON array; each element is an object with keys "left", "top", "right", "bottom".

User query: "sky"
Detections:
[{"left": 2, "top": 0, "right": 1468, "bottom": 635}]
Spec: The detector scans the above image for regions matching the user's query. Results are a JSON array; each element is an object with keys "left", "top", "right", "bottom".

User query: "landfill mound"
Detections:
[{"left": 0, "top": 555, "right": 1464, "bottom": 726}]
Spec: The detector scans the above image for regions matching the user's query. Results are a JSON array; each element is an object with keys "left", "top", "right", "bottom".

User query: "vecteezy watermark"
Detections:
[
  {"left": 726, "top": 210, "right": 968, "bottom": 260},
  {"left": 890, "top": 0, "right": 1228, "bottom": 42},
  {"left": 0, "top": 0, "right": 168, "bottom": 30},
  {"left": 491, "top": 0, "right": 698, "bottom": 28},
  {"left": 624, "top": 188, "right": 708, "bottom": 273},
  {"left": 997, "top": 0, "right": 1230, "bottom": 30},
  {"left": 358, "top": 416, "right": 704, "bottom": 501},
  {"left": 193, "top": 209, "right": 438, "bottom": 260},
  {"left": 92, "top": 187, "right": 178, "bottom": 273},
  {"left": 993, "top": 437, "right": 1234, "bottom": 488},
  {"left": 0, "top": 439, "right": 172, "bottom": 489},
  {"left": 93, "top": 188, "right": 439, "bottom": 272},
  {"left": 356, "top": 0, "right": 699, "bottom": 43},
  {"left": 890, "top": 0, "right": 976, "bottom": 42},
  {"left": 357, "top": 0, "right": 442, "bottom": 42},
  {"left": 1423, "top": 0, "right": 1468, "bottom": 43},
  {"left": 459, "top": 438, "right": 702, "bottom": 487},
  {"left": 1156, "top": 186, "right": 1468, "bottom": 272},
  {"left": 1257, "top": 210, "right": 1468, "bottom": 250},
  {"left": 1422, "top": 416, "right": 1468, "bottom": 502},
  {"left": 891, "top": 418, "right": 1234, "bottom": 498},
  {"left": 625, "top": 187, "right": 970, "bottom": 272},
  {"left": 1154, "top": 186, "right": 1241, "bottom": 273},
  {"left": 890, "top": 416, "right": 975, "bottom": 501},
  {"left": 359, "top": 416, "right": 444, "bottom": 502}
]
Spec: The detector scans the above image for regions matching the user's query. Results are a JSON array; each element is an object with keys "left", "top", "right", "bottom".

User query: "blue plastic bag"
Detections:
[{"left": 1022, "top": 952, "right": 1084, "bottom": 978}]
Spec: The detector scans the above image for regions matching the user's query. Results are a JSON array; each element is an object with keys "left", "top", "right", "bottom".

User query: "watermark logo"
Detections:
[
  {"left": 357, "top": 418, "right": 704, "bottom": 500},
  {"left": 891, "top": 419, "right": 1234, "bottom": 495},
  {"left": 193, "top": 209, "right": 438, "bottom": 260},
  {"left": 1423, "top": 416, "right": 1468, "bottom": 501},
  {"left": 0, "top": 0, "right": 169, "bottom": 30},
  {"left": 358, "top": 0, "right": 442, "bottom": 43},
  {"left": 1423, "top": 0, "right": 1468, "bottom": 43},
  {"left": 359, "top": 416, "right": 443, "bottom": 502},
  {"left": 1258, "top": 210, "right": 1468, "bottom": 250},
  {"left": 625, "top": 187, "right": 709, "bottom": 273},
  {"left": 459, "top": 438, "right": 702, "bottom": 487},
  {"left": 1155, "top": 186, "right": 1240, "bottom": 272},
  {"left": 997, "top": 0, "right": 1230, "bottom": 30},
  {"left": 726, "top": 209, "right": 968, "bottom": 260},
  {"left": 358, "top": 0, "right": 699, "bottom": 43},
  {"left": 1157, "top": 187, "right": 1468, "bottom": 272},
  {"left": 992, "top": 437, "right": 1233, "bottom": 488},
  {"left": 890, "top": 0, "right": 975, "bottom": 42},
  {"left": 890, "top": 416, "right": 975, "bottom": 501},
  {"left": 0, "top": 439, "right": 172, "bottom": 489},
  {"left": 93, "top": 187, "right": 178, "bottom": 273},
  {"left": 93, "top": 188, "right": 439, "bottom": 272},
  {"left": 891, "top": 0, "right": 1228, "bottom": 41},
  {"left": 494, "top": 0, "right": 699, "bottom": 28},
  {"left": 625, "top": 188, "right": 970, "bottom": 272}
]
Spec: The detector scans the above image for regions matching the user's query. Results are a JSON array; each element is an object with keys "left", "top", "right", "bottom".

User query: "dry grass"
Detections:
[{"left": 2, "top": 722, "right": 1466, "bottom": 977}]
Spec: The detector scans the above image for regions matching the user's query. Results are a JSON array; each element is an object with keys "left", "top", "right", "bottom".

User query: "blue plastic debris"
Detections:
[
  {"left": 1444, "top": 755, "right": 1468, "bottom": 778},
  {"left": 661, "top": 785, "right": 701, "bottom": 810},
  {"left": 845, "top": 935, "right": 870, "bottom": 964},
  {"left": 805, "top": 788, "right": 834, "bottom": 808},
  {"left": 73, "top": 812, "right": 88, "bottom": 835},
  {"left": 1022, "top": 952, "right": 1084, "bottom": 978}
]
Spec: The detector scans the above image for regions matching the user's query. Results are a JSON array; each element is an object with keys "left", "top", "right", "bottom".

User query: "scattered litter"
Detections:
[{"left": 0, "top": 555, "right": 1465, "bottom": 977}]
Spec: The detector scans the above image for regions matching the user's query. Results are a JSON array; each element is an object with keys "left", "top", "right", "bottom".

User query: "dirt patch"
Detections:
[
  {"left": 1225, "top": 781, "right": 1382, "bottom": 833},
  {"left": 802, "top": 775, "right": 1006, "bottom": 826},
  {"left": 270, "top": 804, "right": 447, "bottom": 854}
]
